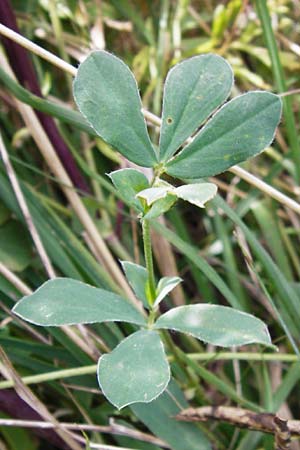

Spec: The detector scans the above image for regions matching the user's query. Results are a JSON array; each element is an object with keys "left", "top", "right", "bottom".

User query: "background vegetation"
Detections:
[{"left": 0, "top": 1, "right": 300, "bottom": 449}]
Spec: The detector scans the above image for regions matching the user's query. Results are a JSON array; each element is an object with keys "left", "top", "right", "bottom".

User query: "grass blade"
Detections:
[{"left": 256, "top": 0, "right": 300, "bottom": 181}]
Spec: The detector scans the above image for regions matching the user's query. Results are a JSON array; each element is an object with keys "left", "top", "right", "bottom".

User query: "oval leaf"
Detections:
[
  {"left": 12, "top": 278, "right": 146, "bottom": 326},
  {"left": 97, "top": 330, "right": 170, "bottom": 409},
  {"left": 166, "top": 92, "right": 282, "bottom": 178},
  {"left": 159, "top": 54, "right": 233, "bottom": 162},
  {"left": 73, "top": 51, "right": 157, "bottom": 167},
  {"left": 109, "top": 168, "right": 149, "bottom": 212},
  {"left": 175, "top": 183, "right": 217, "bottom": 208},
  {"left": 154, "top": 304, "right": 273, "bottom": 347}
]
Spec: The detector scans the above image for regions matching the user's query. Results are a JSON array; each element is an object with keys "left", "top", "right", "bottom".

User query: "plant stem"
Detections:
[
  {"left": 142, "top": 219, "right": 156, "bottom": 306},
  {"left": 0, "top": 353, "right": 298, "bottom": 390}
]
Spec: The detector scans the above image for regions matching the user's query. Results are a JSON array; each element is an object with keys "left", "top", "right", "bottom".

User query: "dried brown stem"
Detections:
[{"left": 177, "top": 406, "right": 298, "bottom": 444}]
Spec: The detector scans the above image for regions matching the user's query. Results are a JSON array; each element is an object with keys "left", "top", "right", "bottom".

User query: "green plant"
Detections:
[{"left": 12, "top": 51, "right": 281, "bottom": 410}]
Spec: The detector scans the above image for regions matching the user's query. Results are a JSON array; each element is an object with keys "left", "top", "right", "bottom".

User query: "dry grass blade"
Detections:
[
  {"left": 0, "top": 24, "right": 77, "bottom": 76},
  {"left": 0, "top": 132, "right": 56, "bottom": 278},
  {"left": 230, "top": 166, "right": 300, "bottom": 215},
  {"left": 0, "top": 262, "right": 31, "bottom": 295},
  {"left": 0, "top": 418, "right": 169, "bottom": 448}
]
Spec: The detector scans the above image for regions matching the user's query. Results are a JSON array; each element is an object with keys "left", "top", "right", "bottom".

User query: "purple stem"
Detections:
[
  {"left": 0, "top": 390, "right": 75, "bottom": 449},
  {"left": 0, "top": 0, "right": 90, "bottom": 193}
]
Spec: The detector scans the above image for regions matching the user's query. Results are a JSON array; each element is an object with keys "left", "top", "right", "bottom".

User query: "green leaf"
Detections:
[
  {"left": 159, "top": 54, "right": 233, "bottom": 162},
  {"left": 137, "top": 186, "right": 173, "bottom": 206},
  {"left": 154, "top": 276, "right": 182, "bottom": 307},
  {"left": 12, "top": 278, "right": 146, "bottom": 327},
  {"left": 0, "top": 220, "right": 31, "bottom": 272},
  {"left": 144, "top": 194, "right": 177, "bottom": 220},
  {"left": 175, "top": 183, "right": 217, "bottom": 208},
  {"left": 154, "top": 304, "right": 273, "bottom": 348},
  {"left": 166, "top": 92, "right": 282, "bottom": 178},
  {"left": 120, "top": 260, "right": 148, "bottom": 308},
  {"left": 73, "top": 51, "right": 157, "bottom": 167},
  {"left": 97, "top": 330, "right": 170, "bottom": 409},
  {"left": 109, "top": 168, "right": 149, "bottom": 212}
]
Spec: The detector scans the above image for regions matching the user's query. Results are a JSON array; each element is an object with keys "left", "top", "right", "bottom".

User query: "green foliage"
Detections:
[
  {"left": 120, "top": 260, "right": 149, "bottom": 308},
  {"left": 2, "top": 2, "right": 300, "bottom": 449},
  {"left": 108, "top": 168, "right": 149, "bottom": 212},
  {"left": 159, "top": 54, "right": 233, "bottom": 162},
  {"left": 13, "top": 278, "right": 146, "bottom": 326},
  {"left": 74, "top": 51, "right": 281, "bottom": 185},
  {"left": 73, "top": 51, "right": 157, "bottom": 168},
  {"left": 12, "top": 49, "right": 282, "bottom": 412},
  {"left": 97, "top": 330, "right": 170, "bottom": 409},
  {"left": 166, "top": 92, "right": 282, "bottom": 178},
  {"left": 154, "top": 304, "right": 274, "bottom": 348},
  {"left": 13, "top": 277, "right": 274, "bottom": 408}
]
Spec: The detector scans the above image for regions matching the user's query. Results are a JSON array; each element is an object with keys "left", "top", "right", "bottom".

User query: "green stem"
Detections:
[
  {"left": 142, "top": 219, "right": 156, "bottom": 306},
  {"left": 0, "top": 353, "right": 297, "bottom": 390},
  {"left": 147, "top": 308, "right": 157, "bottom": 328},
  {"left": 0, "top": 365, "right": 97, "bottom": 390}
]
